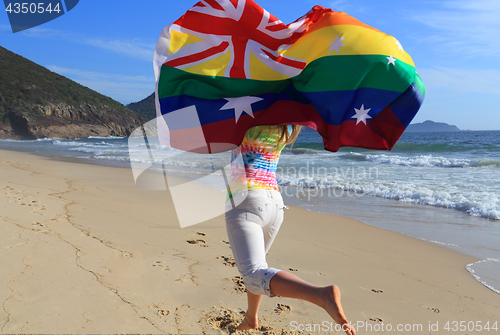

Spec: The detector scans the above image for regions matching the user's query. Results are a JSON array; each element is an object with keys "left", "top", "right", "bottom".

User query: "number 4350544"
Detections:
[
  {"left": 443, "top": 321, "right": 498, "bottom": 332},
  {"left": 6, "top": 2, "right": 62, "bottom": 14}
]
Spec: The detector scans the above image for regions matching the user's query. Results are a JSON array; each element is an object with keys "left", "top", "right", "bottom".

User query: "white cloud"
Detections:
[
  {"left": 0, "top": 24, "right": 13, "bottom": 33},
  {"left": 47, "top": 65, "right": 154, "bottom": 104},
  {"left": 413, "top": 0, "right": 500, "bottom": 57},
  {"left": 18, "top": 26, "right": 68, "bottom": 36},
  {"left": 7, "top": 26, "right": 155, "bottom": 61},
  {"left": 85, "top": 38, "right": 155, "bottom": 61},
  {"left": 48, "top": 65, "right": 151, "bottom": 83}
]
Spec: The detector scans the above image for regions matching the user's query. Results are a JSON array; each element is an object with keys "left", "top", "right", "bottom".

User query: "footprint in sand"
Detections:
[
  {"left": 189, "top": 231, "right": 206, "bottom": 236},
  {"left": 288, "top": 268, "right": 298, "bottom": 272},
  {"left": 30, "top": 204, "right": 47, "bottom": 214},
  {"left": 186, "top": 239, "right": 209, "bottom": 247},
  {"left": 157, "top": 309, "right": 170, "bottom": 317},
  {"left": 222, "top": 240, "right": 231, "bottom": 249},
  {"left": 207, "top": 312, "right": 233, "bottom": 330},
  {"left": 274, "top": 303, "right": 292, "bottom": 315},
  {"left": 371, "top": 289, "right": 384, "bottom": 293},
  {"left": 429, "top": 307, "right": 440, "bottom": 313},
  {"left": 14, "top": 196, "right": 43, "bottom": 211},
  {"left": 370, "top": 317, "right": 384, "bottom": 322},
  {"left": 257, "top": 325, "right": 278, "bottom": 332},
  {"left": 148, "top": 304, "right": 171, "bottom": 320},
  {"left": 231, "top": 276, "right": 246, "bottom": 294},
  {"left": 153, "top": 260, "right": 171, "bottom": 271},
  {"left": 216, "top": 256, "right": 236, "bottom": 267},
  {"left": 26, "top": 200, "right": 41, "bottom": 207},
  {"left": 205, "top": 306, "right": 244, "bottom": 333}
]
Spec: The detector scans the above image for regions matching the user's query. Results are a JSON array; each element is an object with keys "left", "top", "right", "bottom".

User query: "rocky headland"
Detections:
[{"left": 0, "top": 46, "right": 145, "bottom": 140}]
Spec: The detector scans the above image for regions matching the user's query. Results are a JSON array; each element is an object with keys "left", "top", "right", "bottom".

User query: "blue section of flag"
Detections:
[
  {"left": 159, "top": 86, "right": 404, "bottom": 127},
  {"left": 302, "top": 88, "right": 402, "bottom": 125},
  {"left": 389, "top": 82, "right": 425, "bottom": 128}
]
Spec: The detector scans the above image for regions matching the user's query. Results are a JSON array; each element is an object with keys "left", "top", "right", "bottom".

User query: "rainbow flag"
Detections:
[{"left": 154, "top": 0, "right": 425, "bottom": 153}]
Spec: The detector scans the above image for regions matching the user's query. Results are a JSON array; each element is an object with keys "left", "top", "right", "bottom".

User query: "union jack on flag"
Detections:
[
  {"left": 154, "top": 0, "right": 425, "bottom": 153},
  {"left": 156, "top": 0, "right": 314, "bottom": 79}
]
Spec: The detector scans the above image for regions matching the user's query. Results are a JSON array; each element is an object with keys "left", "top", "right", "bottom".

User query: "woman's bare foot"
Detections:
[
  {"left": 322, "top": 285, "right": 356, "bottom": 335},
  {"left": 236, "top": 314, "right": 259, "bottom": 330}
]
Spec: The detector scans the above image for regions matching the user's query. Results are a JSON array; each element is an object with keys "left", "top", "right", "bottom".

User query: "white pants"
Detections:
[{"left": 225, "top": 189, "right": 285, "bottom": 296}]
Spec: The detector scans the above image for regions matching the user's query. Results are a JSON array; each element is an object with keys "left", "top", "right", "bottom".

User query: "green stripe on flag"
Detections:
[
  {"left": 158, "top": 66, "right": 287, "bottom": 100},
  {"left": 414, "top": 73, "right": 426, "bottom": 97},
  {"left": 158, "top": 54, "right": 416, "bottom": 100},
  {"left": 294, "top": 55, "right": 416, "bottom": 93}
]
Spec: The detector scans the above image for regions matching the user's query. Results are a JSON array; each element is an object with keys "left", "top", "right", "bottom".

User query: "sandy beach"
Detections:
[{"left": 1, "top": 149, "right": 498, "bottom": 334}]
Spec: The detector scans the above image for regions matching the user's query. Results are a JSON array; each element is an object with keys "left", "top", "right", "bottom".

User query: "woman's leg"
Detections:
[
  {"left": 225, "top": 191, "right": 284, "bottom": 330},
  {"left": 226, "top": 211, "right": 270, "bottom": 330},
  {"left": 236, "top": 290, "right": 263, "bottom": 330},
  {"left": 270, "top": 271, "right": 356, "bottom": 335}
]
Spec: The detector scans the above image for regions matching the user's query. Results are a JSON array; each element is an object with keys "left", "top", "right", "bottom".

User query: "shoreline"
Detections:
[
  {"left": 3, "top": 141, "right": 500, "bottom": 296},
  {"left": 1, "top": 149, "right": 499, "bottom": 333}
]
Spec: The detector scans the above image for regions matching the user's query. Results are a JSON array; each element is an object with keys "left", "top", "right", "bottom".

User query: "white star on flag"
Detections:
[
  {"left": 386, "top": 55, "right": 396, "bottom": 65},
  {"left": 394, "top": 39, "right": 403, "bottom": 51},
  {"left": 352, "top": 104, "right": 372, "bottom": 125},
  {"left": 220, "top": 96, "right": 264, "bottom": 123},
  {"left": 329, "top": 35, "right": 346, "bottom": 54}
]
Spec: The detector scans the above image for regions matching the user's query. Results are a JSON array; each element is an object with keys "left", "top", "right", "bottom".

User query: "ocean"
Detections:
[{"left": 1, "top": 128, "right": 499, "bottom": 295}]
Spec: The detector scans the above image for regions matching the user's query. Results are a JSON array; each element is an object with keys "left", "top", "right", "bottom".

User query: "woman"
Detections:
[{"left": 225, "top": 125, "right": 355, "bottom": 335}]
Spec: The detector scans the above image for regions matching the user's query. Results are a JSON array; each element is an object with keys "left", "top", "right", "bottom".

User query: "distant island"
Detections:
[
  {"left": 405, "top": 120, "right": 460, "bottom": 133},
  {"left": 0, "top": 46, "right": 144, "bottom": 140}
]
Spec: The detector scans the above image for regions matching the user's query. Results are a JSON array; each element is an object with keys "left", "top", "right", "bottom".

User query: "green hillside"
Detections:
[
  {"left": 0, "top": 46, "right": 133, "bottom": 117},
  {"left": 127, "top": 93, "right": 156, "bottom": 121},
  {"left": 0, "top": 45, "right": 144, "bottom": 139}
]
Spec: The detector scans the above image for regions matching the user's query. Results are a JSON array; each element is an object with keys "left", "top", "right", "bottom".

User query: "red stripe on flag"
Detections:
[
  {"left": 229, "top": 0, "right": 238, "bottom": 9},
  {"left": 266, "top": 25, "right": 287, "bottom": 32},
  {"left": 230, "top": 36, "right": 248, "bottom": 78},
  {"left": 165, "top": 42, "right": 230, "bottom": 68},
  {"left": 165, "top": 99, "right": 405, "bottom": 153},
  {"left": 369, "top": 106, "right": 406, "bottom": 150},
  {"left": 201, "top": 101, "right": 324, "bottom": 151},
  {"left": 324, "top": 121, "right": 391, "bottom": 152},
  {"left": 262, "top": 49, "right": 306, "bottom": 70}
]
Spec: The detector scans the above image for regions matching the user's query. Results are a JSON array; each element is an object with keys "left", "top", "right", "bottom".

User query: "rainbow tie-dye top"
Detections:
[{"left": 229, "top": 126, "right": 286, "bottom": 197}]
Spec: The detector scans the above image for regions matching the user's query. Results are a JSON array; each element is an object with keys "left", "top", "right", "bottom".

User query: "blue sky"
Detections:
[{"left": 1, "top": 0, "right": 499, "bottom": 130}]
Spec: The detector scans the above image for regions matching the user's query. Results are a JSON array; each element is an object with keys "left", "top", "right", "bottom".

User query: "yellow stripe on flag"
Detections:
[
  {"left": 249, "top": 52, "right": 290, "bottom": 81},
  {"left": 283, "top": 24, "right": 415, "bottom": 67},
  {"left": 169, "top": 24, "right": 414, "bottom": 79},
  {"left": 182, "top": 49, "right": 232, "bottom": 77},
  {"left": 168, "top": 30, "right": 205, "bottom": 54}
]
